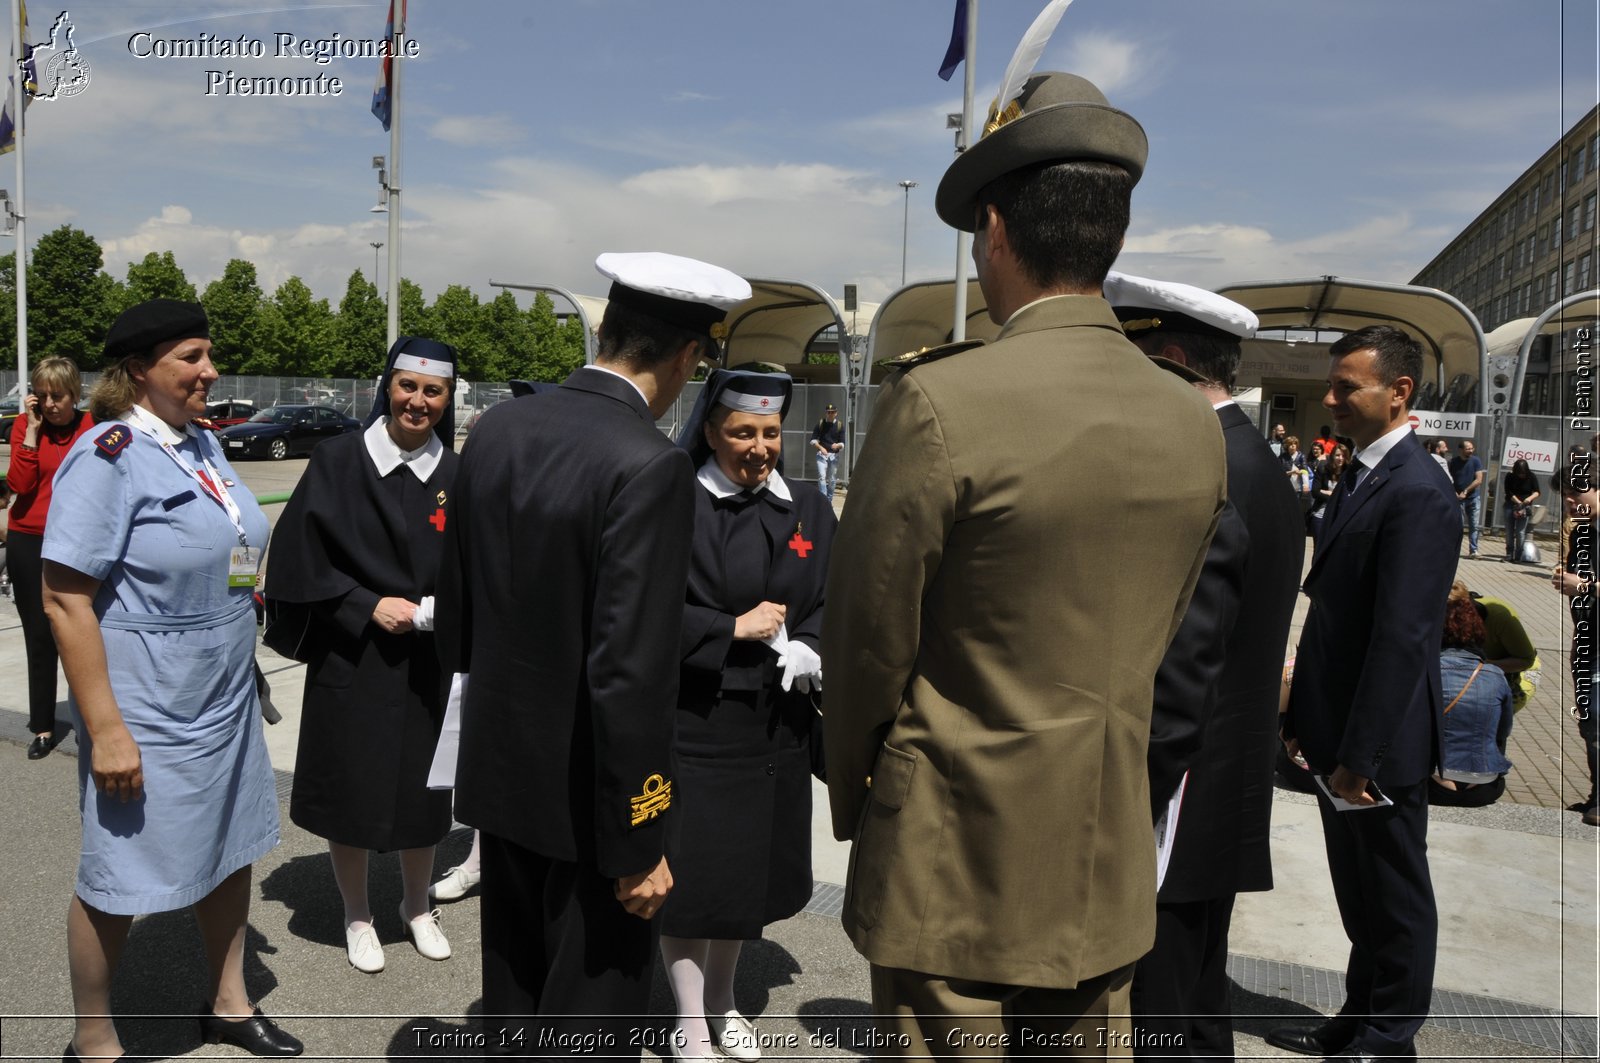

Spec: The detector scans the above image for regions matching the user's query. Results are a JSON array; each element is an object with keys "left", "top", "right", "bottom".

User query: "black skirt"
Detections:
[
  {"left": 660, "top": 683, "right": 814, "bottom": 939},
  {"left": 289, "top": 630, "right": 452, "bottom": 851}
]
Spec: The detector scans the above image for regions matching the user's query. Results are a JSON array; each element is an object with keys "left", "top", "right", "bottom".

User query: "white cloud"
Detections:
[
  {"left": 1118, "top": 212, "right": 1437, "bottom": 290},
  {"left": 84, "top": 152, "right": 929, "bottom": 308},
  {"left": 619, "top": 163, "right": 882, "bottom": 208},
  {"left": 427, "top": 114, "right": 526, "bottom": 147},
  {"left": 1054, "top": 31, "right": 1157, "bottom": 99}
]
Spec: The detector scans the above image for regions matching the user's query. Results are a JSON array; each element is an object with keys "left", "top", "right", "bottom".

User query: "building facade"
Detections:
[{"left": 1412, "top": 105, "right": 1599, "bottom": 416}]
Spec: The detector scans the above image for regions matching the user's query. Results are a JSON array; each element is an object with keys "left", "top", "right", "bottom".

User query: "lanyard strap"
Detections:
[{"left": 124, "top": 406, "right": 250, "bottom": 547}]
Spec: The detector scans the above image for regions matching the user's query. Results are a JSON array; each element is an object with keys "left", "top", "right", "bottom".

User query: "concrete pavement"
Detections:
[{"left": 0, "top": 457, "right": 1596, "bottom": 1059}]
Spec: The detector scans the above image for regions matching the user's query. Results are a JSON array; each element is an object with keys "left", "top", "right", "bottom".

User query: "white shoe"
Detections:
[
  {"left": 711, "top": 1011, "right": 761, "bottom": 1062},
  {"left": 400, "top": 903, "right": 452, "bottom": 960},
  {"left": 345, "top": 922, "right": 384, "bottom": 973},
  {"left": 428, "top": 864, "right": 481, "bottom": 902},
  {"left": 668, "top": 1030, "right": 720, "bottom": 1063}
]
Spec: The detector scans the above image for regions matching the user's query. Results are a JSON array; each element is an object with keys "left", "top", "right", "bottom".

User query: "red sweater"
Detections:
[{"left": 6, "top": 410, "right": 96, "bottom": 535}]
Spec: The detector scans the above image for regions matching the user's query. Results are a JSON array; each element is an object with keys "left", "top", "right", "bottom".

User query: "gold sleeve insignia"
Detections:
[{"left": 629, "top": 773, "right": 672, "bottom": 827}]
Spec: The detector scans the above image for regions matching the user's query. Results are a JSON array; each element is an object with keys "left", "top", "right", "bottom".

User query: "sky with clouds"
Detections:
[{"left": 9, "top": 0, "right": 1599, "bottom": 311}]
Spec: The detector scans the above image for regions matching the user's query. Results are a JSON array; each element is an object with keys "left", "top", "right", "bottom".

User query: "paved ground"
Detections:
[{"left": 0, "top": 447, "right": 1596, "bottom": 1060}]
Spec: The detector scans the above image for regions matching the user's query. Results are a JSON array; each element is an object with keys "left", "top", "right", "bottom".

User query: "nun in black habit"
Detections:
[
  {"left": 266, "top": 337, "right": 459, "bottom": 974},
  {"left": 660, "top": 370, "right": 836, "bottom": 1063}
]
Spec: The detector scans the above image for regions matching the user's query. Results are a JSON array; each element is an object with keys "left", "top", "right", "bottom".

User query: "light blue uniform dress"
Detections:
[{"left": 43, "top": 416, "right": 278, "bottom": 916}]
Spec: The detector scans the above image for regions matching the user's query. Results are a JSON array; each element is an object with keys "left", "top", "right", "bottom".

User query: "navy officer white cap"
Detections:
[
  {"left": 595, "top": 251, "right": 752, "bottom": 337},
  {"left": 1104, "top": 270, "right": 1258, "bottom": 342}
]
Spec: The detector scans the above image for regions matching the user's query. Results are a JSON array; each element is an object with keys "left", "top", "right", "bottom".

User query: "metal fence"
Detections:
[
  {"left": 2, "top": 371, "right": 856, "bottom": 485},
  {"left": 1484, "top": 413, "right": 1585, "bottom": 532},
  {"left": 655, "top": 380, "right": 850, "bottom": 485}
]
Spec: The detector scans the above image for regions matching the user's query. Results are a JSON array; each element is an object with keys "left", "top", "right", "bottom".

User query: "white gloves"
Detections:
[
  {"left": 778, "top": 638, "right": 823, "bottom": 694},
  {"left": 413, "top": 595, "right": 435, "bottom": 632}
]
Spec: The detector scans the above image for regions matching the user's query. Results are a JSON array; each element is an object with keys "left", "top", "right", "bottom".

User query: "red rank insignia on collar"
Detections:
[{"left": 94, "top": 424, "right": 131, "bottom": 458}]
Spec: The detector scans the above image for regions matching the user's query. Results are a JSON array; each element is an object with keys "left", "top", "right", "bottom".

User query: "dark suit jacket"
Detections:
[
  {"left": 434, "top": 367, "right": 696, "bottom": 878},
  {"left": 1285, "top": 428, "right": 1460, "bottom": 788},
  {"left": 1150, "top": 402, "right": 1304, "bottom": 902}
]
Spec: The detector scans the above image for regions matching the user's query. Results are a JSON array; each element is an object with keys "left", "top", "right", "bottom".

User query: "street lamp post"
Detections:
[
  {"left": 898, "top": 180, "right": 918, "bottom": 286},
  {"left": 369, "top": 241, "right": 384, "bottom": 298}
]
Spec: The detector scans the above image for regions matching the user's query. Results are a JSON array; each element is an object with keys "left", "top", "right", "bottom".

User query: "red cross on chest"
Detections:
[
  {"left": 787, "top": 530, "right": 813, "bottom": 558},
  {"left": 429, "top": 508, "right": 447, "bottom": 532}
]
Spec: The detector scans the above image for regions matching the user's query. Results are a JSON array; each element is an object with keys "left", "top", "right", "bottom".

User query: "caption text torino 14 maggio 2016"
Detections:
[{"left": 409, "top": 1024, "right": 1183, "bottom": 1055}]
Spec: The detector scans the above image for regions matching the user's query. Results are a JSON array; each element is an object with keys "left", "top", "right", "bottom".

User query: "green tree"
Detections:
[
  {"left": 332, "top": 270, "right": 387, "bottom": 379},
  {"left": 201, "top": 259, "right": 265, "bottom": 374},
  {"left": 479, "top": 289, "right": 534, "bottom": 380},
  {"left": 250, "top": 276, "right": 335, "bottom": 377},
  {"left": 0, "top": 251, "right": 16, "bottom": 364},
  {"left": 429, "top": 284, "right": 483, "bottom": 376},
  {"left": 527, "top": 292, "right": 585, "bottom": 382},
  {"left": 121, "top": 250, "right": 197, "bottom": 309},
  {"left": 395, "top": 277, "right": 435, "bottom": 344},
  {"left": 28, "top": 225, "right": 118, "bottom": 362}
]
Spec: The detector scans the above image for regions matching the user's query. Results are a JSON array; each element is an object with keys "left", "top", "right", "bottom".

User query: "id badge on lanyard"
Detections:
[
  {"left": 126, "top": 406, "right": 257, "bottom": 587},
  {"left": 228, "top": 545, "right": 261, "bottom": 589}
]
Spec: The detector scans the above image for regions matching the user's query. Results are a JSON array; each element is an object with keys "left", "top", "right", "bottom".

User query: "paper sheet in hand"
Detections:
[
  {"left": 1153, "top": 772, "right": 1186, "bottom": 891},
  {"left": 426, "top": 672, "right": 467, "bottom": 790},
  {"left": 1314, "top": 773, "right": 1394, "bottom": 811}
]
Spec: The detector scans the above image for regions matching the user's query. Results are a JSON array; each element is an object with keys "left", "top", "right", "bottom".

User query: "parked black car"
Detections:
[{"left": 219, "top": 404, "right": 361, "bottom": 460}]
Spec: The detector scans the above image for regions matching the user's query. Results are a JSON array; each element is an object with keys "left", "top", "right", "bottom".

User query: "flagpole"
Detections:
[
  {"left": 383, "top": 1, "right": 403, "bottom": 350},
  {"left": 950, "top": 0, "right": 977, "bottom": 342},
  {"left": 11, "top": 0, "right": 26, "bottom": 388}
]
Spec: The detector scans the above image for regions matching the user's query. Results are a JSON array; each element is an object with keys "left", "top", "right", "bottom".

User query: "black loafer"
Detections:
[
  {"left": 28, "top": 735, "right": 54, "bottom": 760},
  {"left": 1265, "top": 1019, "right": 1360, "bottom": 1056},
  {"left": 198, "top": 1004, "right": 304, "bottom": 1057}
]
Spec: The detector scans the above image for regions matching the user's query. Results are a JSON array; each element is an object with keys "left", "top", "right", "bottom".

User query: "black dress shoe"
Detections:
[
  {"left": 28, "top": 734, "right": 54, "bottom": 759},
  {"left": 1264, "top": 1019, "right": 1359, "bottom": 1056},
  {"left": 198, "top": 1004, "right": 304, "bottom": 1057}
]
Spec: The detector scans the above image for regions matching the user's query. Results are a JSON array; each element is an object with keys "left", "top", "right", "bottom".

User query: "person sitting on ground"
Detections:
[
  {"left": 1465, "top": 586, "right": 1539, "bottom": 714},
  {"left": 1429, "top": 587, "right": 1515, "bottom": 807}
]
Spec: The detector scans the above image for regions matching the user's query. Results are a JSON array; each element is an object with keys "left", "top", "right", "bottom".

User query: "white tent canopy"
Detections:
[
  {"left": 1216, "top": 276, "right": 1487, "bottom": 412},
  {"left": 865, "top": 279, "right": 1000, "bottom": 380},
  {"left": 719, "top": 279, "right": 853, "bottom": 387},
  {"left": 1509, "top": 289, "right": 1600, "bottom": 414}
]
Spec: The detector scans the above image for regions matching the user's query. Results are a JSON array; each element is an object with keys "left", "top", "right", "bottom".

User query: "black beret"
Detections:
[{"left": 102, "top": 298, "right": 210, "bottom": 366}]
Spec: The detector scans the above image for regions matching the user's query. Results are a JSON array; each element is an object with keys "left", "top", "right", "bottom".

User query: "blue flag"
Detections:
[
  {"left": 0, "top": 1, "right": 34, "bottom": 155},
  {"left": 371, "top": 0, "right": 402, "bottom": 130},
  {"left": 938, "top": 0, "right": 967, "bottom": 81}
]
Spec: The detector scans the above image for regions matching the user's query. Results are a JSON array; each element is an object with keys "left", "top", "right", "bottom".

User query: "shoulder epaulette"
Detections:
[
  {"left": 889, "top": 338, "right": 986, "bottom": 372},
  {"left": 93, "top": 423, "right": 132, "bottom": 460}
]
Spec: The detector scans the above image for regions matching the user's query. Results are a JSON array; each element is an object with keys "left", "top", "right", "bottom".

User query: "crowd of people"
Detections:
[{"left": 4, "top": 43, "right": 1597, "bottom": 1063}]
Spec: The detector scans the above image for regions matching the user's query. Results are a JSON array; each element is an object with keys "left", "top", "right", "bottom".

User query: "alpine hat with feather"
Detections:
[{"left": 936, "top": 71, "right": 1148, "bottom": 232}]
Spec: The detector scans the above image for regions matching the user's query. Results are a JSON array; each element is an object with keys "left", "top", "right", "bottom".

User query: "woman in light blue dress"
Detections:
[{"left": 42, "top": 300, "right": 301, "bottom": 1060}]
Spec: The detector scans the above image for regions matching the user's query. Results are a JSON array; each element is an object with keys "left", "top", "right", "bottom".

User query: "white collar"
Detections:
[
  {"left": 1353, "top": 422, "right": 1412, "bottom": 473},
  {"left": 583, "top": 363, "right": 650, "bottom": 407},
  {"left": 125, "top": 404, "right": 192, "bottom": 445},
  {"left": 364, "top": 416, "right": 443, "bottom": 482},
  {"left": 697, "top": 458, "right": 792, "bottom": 501}
]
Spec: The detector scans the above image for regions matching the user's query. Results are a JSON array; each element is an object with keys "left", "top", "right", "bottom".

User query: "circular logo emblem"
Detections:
[
  {"left": 759, "top": 398, "right": 770, "bottom": 407},
  {"left": 43, "top": 52, "right": 92, "bottom": 100}
]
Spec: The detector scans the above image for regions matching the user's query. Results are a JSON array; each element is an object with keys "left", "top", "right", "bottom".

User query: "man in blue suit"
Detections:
[{"left": 1268, "top": 325, "right": 1460, "bottom": 1061}]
